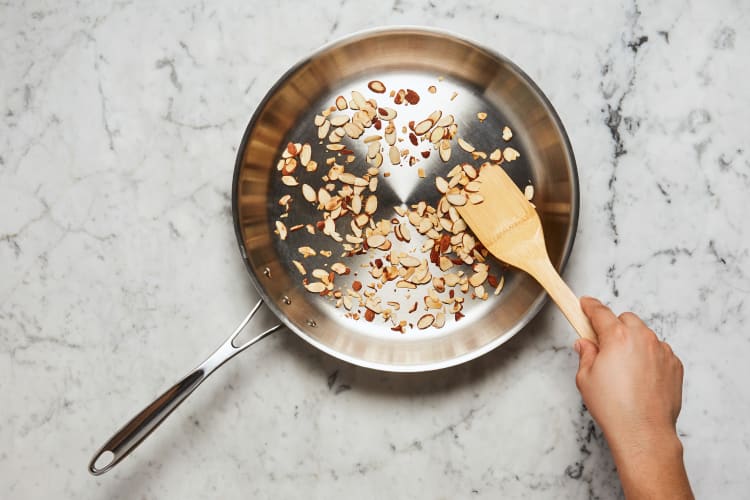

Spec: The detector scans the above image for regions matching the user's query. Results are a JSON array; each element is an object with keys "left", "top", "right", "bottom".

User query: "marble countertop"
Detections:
[{"left": 2, "top": 1, "right": 748, "bottom": 498}]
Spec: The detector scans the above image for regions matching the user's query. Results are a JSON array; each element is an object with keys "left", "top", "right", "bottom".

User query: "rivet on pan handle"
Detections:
[{"left": 88, "top": 300, "right": 281, "bottom": 475}]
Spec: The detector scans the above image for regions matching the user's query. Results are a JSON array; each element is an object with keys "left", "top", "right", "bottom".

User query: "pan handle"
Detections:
[{"left": 88, "top": 300, "right": 281, "bottom": 476}]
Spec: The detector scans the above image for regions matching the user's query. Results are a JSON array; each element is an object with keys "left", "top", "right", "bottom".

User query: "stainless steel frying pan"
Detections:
[{"left": 89, "top": 27, "right": 579, "bottom": 475}]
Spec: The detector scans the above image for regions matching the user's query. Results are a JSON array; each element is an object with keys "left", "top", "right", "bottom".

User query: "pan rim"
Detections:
[{"left": 231, "top": 25, "right": 580, "bottom": 372}]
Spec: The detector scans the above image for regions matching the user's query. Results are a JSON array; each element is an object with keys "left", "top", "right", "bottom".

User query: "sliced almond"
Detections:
[
  {"left": 298, "top": 246, "right": 316, "bottom": 258},
  {"left": 477, "top": 112, "right": 488, "bottom": 122},
  {"left": 365, "top": 195, "right": 377, "bottom": 215},
  {"left": 305, "top": 282, "right": 326, "bottom": 293},
  {"left": 366, "top": 234, "right": 386, "bottom": 248},
  {"left": 503, "top": 147, "right": 520, "bottom": 162},
  {"left": 446, "top": 193, "right": 467, "bottom": 206},
  {"left": 275, "top": 220, "right": 287, "bottom": 240},
  {"left": 388, "top": 145, "right": 401, "bottom": 165},
  {"left": 429, "top": 126, "right": 444, "bottom": 144},
  {"left": 439, "top": 140, "right": 451, "bottom": 162},
  {"left": 462, "top": 163, "right": 477, "bottom": 179},
  {"left": 399, "top": 256, "right": 420, "bottom": 267},
  {"left": 344, "top": 122, "right": 364, "bottom": 139},
  {"left": 367, "top": 80, "right": 386, "bottom": 93},
  {"left": 469, "top": 193, "right": 484, "bottom": 204},
  {"left": 435, "top": 176, "right": 449, "bottom": 194},
  {"left": 458, "top": 137, "right": 475, "bottom": 153},
  {"left": 414, "top": 119, "right": 433, "bottom": 135},
  {"left": 494, "top": 275, "right": 505, "bottom": 295},
  {"left": 326, "top": 144, "right": 345, "bottom": 151},
  {"left": 281, "top": 176, "right": 298, "bottom": 186},
  {"left": 489, "top": 148, "right": 503, "bottom": 162},
  {"left": 317, "top": 120, "right": 331, "bottom": 139},
  {"left": 417, "top": 314, "right": 435, "bottom": 329},
  {"left": 329, "top": 114, "right": 349, "bottom": 127},
  {"left": 314, "top": 114, "right": 325, "bottom": 126},
  {"left": 433, "top": 312, "right": 446, "bottom": 328},
  {"left": 301, "top": 184, "right": 316, "bottom": 203},
  {"left": 351, "top": 90, "right": 367, "bottom": 109},
  {"left": 502, "top": 126, "right": 513, "bottom": 141},
  {"left": 331, "top": 262, "right": 349, "bottom": 275},
  {"left": 292, "top": 260, "right": 306, "bottom": 275},
  {"left": 436, "top": 114, "right": 454, "bottom": 127},
  {"left": 469, "top": 270, "right": 488, "bottom": 287},
  {"left": 524, "top": 185, "right": 534, "bottom": 200},
  {"left": 465, "top": 181, "right": 481, "bottom": 192},
  {"left": 378, "top": 107, "right": 397, "bottom": 121},
  {"left": 335, "top": 95, "right": 348, "bottom": 110}
]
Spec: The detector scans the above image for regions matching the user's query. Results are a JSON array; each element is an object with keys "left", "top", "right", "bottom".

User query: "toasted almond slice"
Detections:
[
  {"left": 350, "top": 194, "right": 362, "bottom": 214},
  {"left": 312, "top": 268, "right": 329, "bottom": 281},
  {"left": 489, "top": 148, "right": 502, "bottom": 162},
  {"left": 295, "top": 183, "right": 312, "bottom": 202},
  {"left": 502, "top": 126, "right": 513, "bottom": 141},
  {"left": 331, "top": 262, "right": 349, "bottom": 275},
  {"left": 329, "top": 114, "right": 349, "bottom": 127},
  {"left": 435, "top": 176, "right": 449, "bottom": 194},
  {"left": 457, "top": 138, "right": 475, "bottom": 152},
  {"left": 292, "top": 260, "right": 306, "bottom": 275},
  {"left": 396, "top": 280, "right": 416, "bottom": 289},
  {"left": 400, "top": 224, "right": 411, "bottom": 242},
  {"left": 304, "top": 282, "right": 326, "bottom": 293},
  {"left": 297, "top": 143, "right": 310, "bottom": 166},
  {"left": 314, "top": 114, "right": 325, "bottom": 126},
  {"left": 366, "top": 234, "right": 386, "bottom": 248},
  {"left": 469, "top": 270, "right": 488, "bottom": 287},
  {"left": 338, "top": 172, "right": 356, "bottom": 185},
  {"left": 370, "top": 152, "right": 383, "bottom": 168},
  {"left": 306, "top": 160, "right": 318, "bottom": 172},
  {"left": 465, "top": 180, "right": 481, "bottom": 192},
  {"left": 326, "top": 144, "right": 345, "bottom": 151},
  {"left": 275, "top": 220, "right": 287, "bottom": 240},
  {"left": 462, "top": 163, "right": 477, "bottom": 179},
  {"left": 436, "top": 114, "right": 453, "bottom": 127},
  {"left": 429, "top": 126, "right": 445, "bottom": 144},
  {"left": 477, "top": 112, "right": 488, "bottom": 122},
  {"left": 368, "top": 80, "right": 386, "bottom": 93},
  {"left": 414, "top": 119, "right": 433, "bottom": 135},
  {"left": 369, "top": 176, "right": 378, "bottom": 192},
  {"left": 439, "top": 140, "right": 451, "bottom": 162},
  {"left": 524, "top": 185, "right": 534, "bottom": 200},
  {"left": 317, "top": 120, "right": 330, "bottom": 140},
  {"left": 281, "top": 176, "right": 298, "bottom": 186},
  {"left": 446, "top": 193, "right": 467, "bottom": 206},
  {"left": 367, "top": 141, "right": 381, "bottom": 159},
  {"left": 469, "top": 193, "right": 484, "bottom": 204},
  {"left": 433, "top": 312, "right": 446, "bottom": 328},
  {"left": 378, "top": 107, "right": 397, "bottom": 121},
  {"left": 298, "top": 246, "right": 316, "bottom": 258},
  {"left": 350, "top": 90, "right": 367, "bottom": 109},
  {"left": 278, "top": 194, "right": 291, "bottom": 206},
  {"left": 399, "top": 256, "right": 420, "bottom": 267},
  {"left": 494, "top": 275, "right": 505, "bottom": 295},
  {"left": 417, "top": 314, "right": 435, "bottom": 329},
  {"left": 503, "top": 147, "right": 520, "bottom": 162},
  {"left": 344, "top": 122, "right": 364, "bottom": 139},
  {"left": 365, "top": 195, "right": 377, "bottom": 215},
  {"left": 335, "top": 95, "right": 348, "bottom": 110},
  {"left": 388, "top": 145, "right": 401, "bottom": 165}
]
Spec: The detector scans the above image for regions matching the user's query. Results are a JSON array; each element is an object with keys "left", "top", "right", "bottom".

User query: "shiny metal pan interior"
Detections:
[{"left": 233, "top": 27, "right": 579, "bottom": 372}]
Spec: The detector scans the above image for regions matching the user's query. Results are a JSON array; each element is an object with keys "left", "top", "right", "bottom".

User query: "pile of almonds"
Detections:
[{"left": 274, "top": 79, "right": 528, "bottom": 332}]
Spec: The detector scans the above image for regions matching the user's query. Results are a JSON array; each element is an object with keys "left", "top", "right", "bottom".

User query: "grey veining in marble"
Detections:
[{"left": 2, "top": 0, "right": 749, "bottom": 498}]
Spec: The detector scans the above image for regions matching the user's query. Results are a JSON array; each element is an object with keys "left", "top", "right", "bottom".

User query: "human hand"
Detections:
[{"left": 575, "top": 297, "right": 692, "bottom": 499}]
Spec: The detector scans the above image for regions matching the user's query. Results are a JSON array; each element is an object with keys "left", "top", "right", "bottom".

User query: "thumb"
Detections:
[{"left": 574, "top": 338, "right": 599, "bottom": 377}]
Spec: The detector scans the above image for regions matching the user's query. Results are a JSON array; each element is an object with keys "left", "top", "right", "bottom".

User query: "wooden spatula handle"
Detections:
[{"left": 527, "top": 258, "right": 598, "bottom": 344}]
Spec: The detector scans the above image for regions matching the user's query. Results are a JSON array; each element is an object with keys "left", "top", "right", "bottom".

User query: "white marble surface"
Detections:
[{"left": 2, "top": 0, "right": 749, "bottom": 498}]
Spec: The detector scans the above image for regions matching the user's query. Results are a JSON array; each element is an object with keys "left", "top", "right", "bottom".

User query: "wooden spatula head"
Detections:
[
  {"left": 456, "top": 165, "right": 598, "bottom": 343},
  {"left": 456, "top": 165, "right": 546, "bottom": 274}
]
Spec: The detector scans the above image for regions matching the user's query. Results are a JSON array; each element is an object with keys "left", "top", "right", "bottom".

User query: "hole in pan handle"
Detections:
[{"left": 87, "top": 300, "right": 281, "bottom": 476}]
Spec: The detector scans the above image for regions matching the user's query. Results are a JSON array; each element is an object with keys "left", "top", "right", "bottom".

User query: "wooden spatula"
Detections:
[{"left": 456, "top": 165, "right": 598, "bottom": 344}]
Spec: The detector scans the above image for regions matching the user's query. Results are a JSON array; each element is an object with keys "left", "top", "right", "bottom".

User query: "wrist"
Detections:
[{"left": 608, "top": 430, "right": 692, "bottom": 499}]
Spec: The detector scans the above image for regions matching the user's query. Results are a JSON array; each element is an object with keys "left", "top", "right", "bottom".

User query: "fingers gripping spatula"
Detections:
[{"left": 456, "top": 166, "right": 598, "bottom": 344}]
